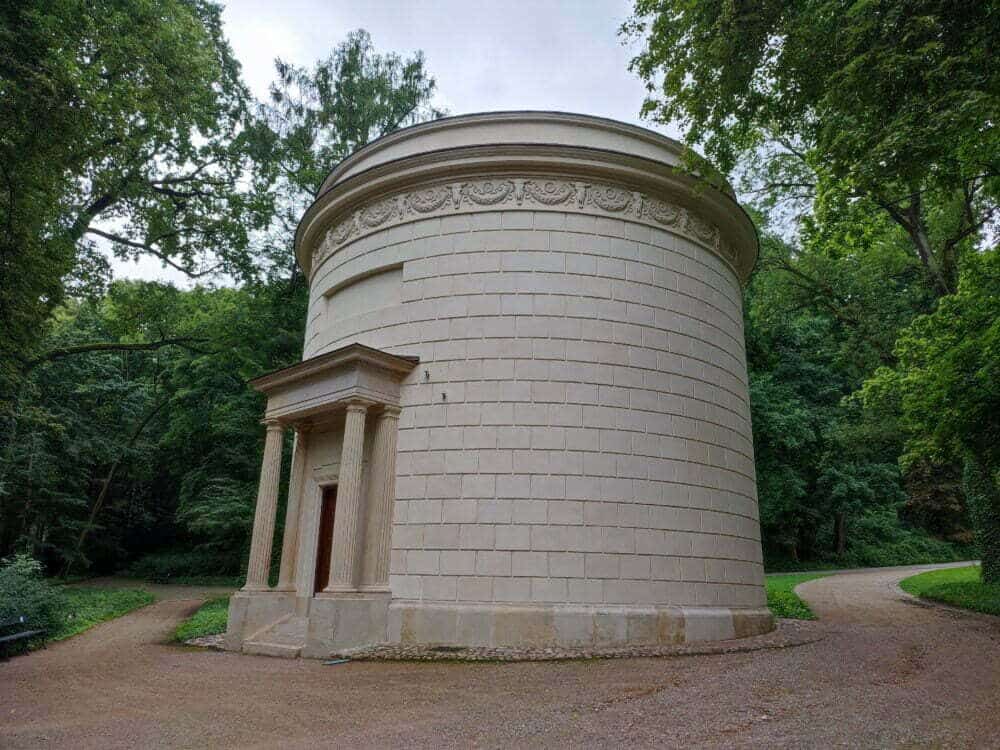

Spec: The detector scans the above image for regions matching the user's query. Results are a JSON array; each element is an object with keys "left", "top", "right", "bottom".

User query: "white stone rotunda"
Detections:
[{"left": 225, "top": 112, "right": 772, "bottom": 658}]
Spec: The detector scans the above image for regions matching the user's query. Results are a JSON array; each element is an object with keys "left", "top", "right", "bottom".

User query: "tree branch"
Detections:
[
  {"left": 85, "top": 227, "right": 222, "bottom": 278},
  {"left": 27, "top": 337, "right": 210, "bottom": 370}
]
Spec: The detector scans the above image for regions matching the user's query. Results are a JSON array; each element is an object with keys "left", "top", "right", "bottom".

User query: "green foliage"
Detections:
[
  {"left": 0, "top": 279, "right": 306, "bottom": 573},
  {"left": 256, "top": 30, "right": 442, "bottom": 279},
  {"left": 263, "top": 30, "right": 442, "bottom": 197},
  {"left": 863, "top": 249, "right": 1000, "bottom": 581},
  {"left": 174, "top": 596, "right": 229, "bottom": 641},
  {"left": 0, "top": 555, "right": 65, "bottom": 651},
  {"left": 747, "top": 233, "right": 915, "bottom": 563},
  {"left": 964, "top": 459, "right": 1000, "bottom": 584},
  {"left": 0, "top": 0, "right": 273, "bottom": 405},
  {"left": 0, "top": 24, "right": 442, "bottom": 577},
  {"left": 122, "top": 550, "right": 240, "bottom": 584},
  {"left": 901, "top": 458, "right": 970, "bottom": 541},
  {"left": 51, "top": 587, "right": 155, "bottom": 642},
  {"left": 624, "top": 0, "right": 998, "bottom": 297},
  {"left": 626, "top": 0, "right": 994, "bottom": 571},
  {"left": 765, "top": 508, "right": 973, "bottom": 572},
  {"left": 0, "top": 556, "right": 152, "bottom": 653},
  {"left": 765, "top": 573, "right": 827, "bottom": 619},
  {"left": 899, "top": 565, "right": 1000, "bottom": 616}
]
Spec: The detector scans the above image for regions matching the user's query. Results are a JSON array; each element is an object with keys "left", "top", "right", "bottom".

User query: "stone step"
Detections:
[{"left": 243, "top": 640, "right": 302, "bottom": 659}]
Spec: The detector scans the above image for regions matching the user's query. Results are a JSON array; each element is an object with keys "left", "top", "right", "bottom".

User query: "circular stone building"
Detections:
[{"left": 226, "top": 112, "right": 771, "bottom": 658}]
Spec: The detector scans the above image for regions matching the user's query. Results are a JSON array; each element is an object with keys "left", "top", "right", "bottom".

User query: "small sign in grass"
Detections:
[
  {"left": 899, "top": 565, "right": 999, "bottom": 616},
  {"left": 765, "top": 573, "right": 828, "bottom": 619}
]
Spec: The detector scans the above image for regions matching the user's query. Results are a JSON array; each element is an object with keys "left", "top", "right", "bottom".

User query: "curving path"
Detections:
[{"left": 2, "top": 564, "right": 998, "bottom": 749}]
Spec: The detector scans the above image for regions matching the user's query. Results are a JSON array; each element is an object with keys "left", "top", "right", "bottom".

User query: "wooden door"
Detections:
[{"left": 314, "top": 485, "right": 337, "bottom": 593}]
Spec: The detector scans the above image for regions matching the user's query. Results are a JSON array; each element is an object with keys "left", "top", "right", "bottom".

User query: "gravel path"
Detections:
[{"left": 2, "top": 564, "right": 998, "bottom": 748}]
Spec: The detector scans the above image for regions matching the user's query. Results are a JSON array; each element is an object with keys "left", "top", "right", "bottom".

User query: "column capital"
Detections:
[
  {"left": 262, "top": 418, "right": 284, "bottom": 432},
  {"left": 344, "top": 400, "right": 370, "bottom": 414},
  {"left": 380, "top": 405, "right": 402, "bottom": 420}
]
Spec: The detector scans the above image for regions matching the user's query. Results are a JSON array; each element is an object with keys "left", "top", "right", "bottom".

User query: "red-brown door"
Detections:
[{"left": 314, "top": 486, "right": 337, "bottom": 593}]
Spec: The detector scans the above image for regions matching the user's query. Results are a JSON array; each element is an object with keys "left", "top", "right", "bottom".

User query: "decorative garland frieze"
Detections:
[{"left": 314, "top": 177, "right": 743, "bottom": 272}]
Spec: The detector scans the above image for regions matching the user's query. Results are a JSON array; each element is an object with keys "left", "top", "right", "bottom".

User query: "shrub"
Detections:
[
  {"left": 121, "top": 549, "right": 241, "bottom": 584},
  {"left": 765, "top": 508, "right": 976, "bottom": 572},
  {"left": 0, "top": 555, "right": 66, "bottom": 651}
]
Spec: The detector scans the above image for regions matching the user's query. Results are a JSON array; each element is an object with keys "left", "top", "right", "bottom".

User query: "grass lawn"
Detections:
[
  {"left": 899, "top": 565, "right": 1000, "bottom": 616},
  {"left": 51, "top": 587, "right": 156, "bottom": 642},
  {"left": 765, "top": 573, "right": 829, "bottom": 619},
  {"left": 174, "top": 596, "right": 230, "bottom": 642}
]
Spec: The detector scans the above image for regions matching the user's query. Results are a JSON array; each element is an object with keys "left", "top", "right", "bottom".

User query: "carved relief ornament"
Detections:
[{"left": 313, "top": 177, "right": 742, "bottom": 274}]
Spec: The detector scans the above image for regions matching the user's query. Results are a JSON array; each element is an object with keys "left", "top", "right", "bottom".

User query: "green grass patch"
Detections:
[
  {"left": 899, "top": 565, "right": 1000, "bottom": 616},
  {"left": 765, "top": 573, "right": 828, "bottom": 619},
  {"left": 174, "top": 596, "right": 230, "bottom": 642},
  {"left": 50, "top": 587, "right": 156, "bottom": 642}
]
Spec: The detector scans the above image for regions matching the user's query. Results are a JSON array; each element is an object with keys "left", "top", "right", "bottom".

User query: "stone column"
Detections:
[
  {"left": 324, "top": 402, "right": 368, "bottom": 592},
  {"left": 244, "top": 420, "right": 284, "bottom": 590},
  {"left": 360, "top": 406, "right": 401, "bottom": 590},
  {"left": 276, "top": 427, "right": 308, "bottom": 591}
]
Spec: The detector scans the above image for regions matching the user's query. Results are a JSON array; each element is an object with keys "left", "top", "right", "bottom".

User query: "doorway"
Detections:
[{"left": 314, "top": 485, "right": 337, "bottom": 593}]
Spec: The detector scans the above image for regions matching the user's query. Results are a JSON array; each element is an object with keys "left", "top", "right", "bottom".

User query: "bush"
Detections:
[
  {"left": 0, "top": 555, "right": 66, "bottom": 651},
  {"left": 765, "top": 508, "right": 977, "bottom": 572},
  {"left": 121, "top": 549, "right": 241, "bottom": 585}
]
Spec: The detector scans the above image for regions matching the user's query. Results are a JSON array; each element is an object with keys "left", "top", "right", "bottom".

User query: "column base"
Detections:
[{"left": 320, "top": 583, "right": 359, "bottom": 595}]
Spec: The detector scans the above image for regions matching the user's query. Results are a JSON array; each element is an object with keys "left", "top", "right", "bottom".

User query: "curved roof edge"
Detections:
[
  {"left": 316, "top": 111, "right": 730, "bottom": 196},
  {"left": 294, "top": 111, "right": 758, "bottom": 283}
]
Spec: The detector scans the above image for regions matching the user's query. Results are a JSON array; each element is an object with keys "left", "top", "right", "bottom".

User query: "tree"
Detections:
[
  {"left": 0, "top": 25, "right": 443, "bottom": 575},
  {"left": 257, "top": 30, "right": 443, "bottom": 278},
  {"left": 623, "top": 0, "right": 999, "bottom": 297},
  {"left": 746, "top": 233, "right": 910, "bottom": 562},
  {"left": 863, "top": 248, "right": 1000, "bottom": 581},
  {"left": 0, "top": 0, "right": 274, "bottom": 408}
]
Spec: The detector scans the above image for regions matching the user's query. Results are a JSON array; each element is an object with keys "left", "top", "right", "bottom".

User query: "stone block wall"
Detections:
[{"left": 303, "top": 201, "right": 765, "bottom": 613}]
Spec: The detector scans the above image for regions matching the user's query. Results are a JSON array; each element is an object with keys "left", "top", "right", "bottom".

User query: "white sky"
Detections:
[{"left": 114, "top": 0, "right": 676, "bottom": 283}]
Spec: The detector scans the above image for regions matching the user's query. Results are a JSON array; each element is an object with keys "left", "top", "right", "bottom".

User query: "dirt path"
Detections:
[{"left": 2, "top": 565, "right": 998, "bottom": 749}]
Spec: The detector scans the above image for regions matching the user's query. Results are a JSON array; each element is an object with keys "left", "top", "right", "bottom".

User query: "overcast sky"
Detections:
[{"left": 116, "top": 0, "right": 673, "bottom": 283}]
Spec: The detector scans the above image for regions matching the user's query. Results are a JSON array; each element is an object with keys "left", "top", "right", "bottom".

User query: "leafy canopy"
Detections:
[
  {"left": 624, "top": 0, "right": 999, "bottom": 295},
  {"left": 0, "top": 0, "right": 272, "bottom": 404}
]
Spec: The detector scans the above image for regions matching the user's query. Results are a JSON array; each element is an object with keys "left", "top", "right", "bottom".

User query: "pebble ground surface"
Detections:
[{"left": 2, "top": 563, "right": 998, "bottom": 749}]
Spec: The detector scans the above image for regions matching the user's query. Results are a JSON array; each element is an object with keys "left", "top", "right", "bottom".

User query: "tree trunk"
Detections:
[
  {"left": 61, "top": 397, "right": 169, "bottom": 577},
  {"left": 834, "top": 512, "right": 847, "bottom": 557}
]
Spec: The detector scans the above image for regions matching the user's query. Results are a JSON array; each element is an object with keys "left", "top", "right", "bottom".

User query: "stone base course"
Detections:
[
  {"left": 329, "top": 618, "right": 818, "bottom": 662},
  {"left": 389, "top": 601, "right": 773, "bottom": 648}
]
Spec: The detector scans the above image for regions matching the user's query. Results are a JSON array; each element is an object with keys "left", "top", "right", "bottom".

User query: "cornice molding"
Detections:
[{"left": 249, "top": 342, "right": 419, "bottom": 395}]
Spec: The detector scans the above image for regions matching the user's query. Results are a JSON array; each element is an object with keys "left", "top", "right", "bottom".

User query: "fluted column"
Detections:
[
  {"left": 276, "top": 427, "right": 308, "bottom": 591},
  {"left": 324, "top": 401, "right": 368, "bottom": 592},
  {"left": 360, "top": 406, "right": 401, "bottom": 590},
  {"left": 244, "top": 420, "right": 285, "bottom": 590}
]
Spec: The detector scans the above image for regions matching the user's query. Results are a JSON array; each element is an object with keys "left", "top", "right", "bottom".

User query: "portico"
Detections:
[{"left": 225, "top": 343, "right": 417, "bottom": 657}]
